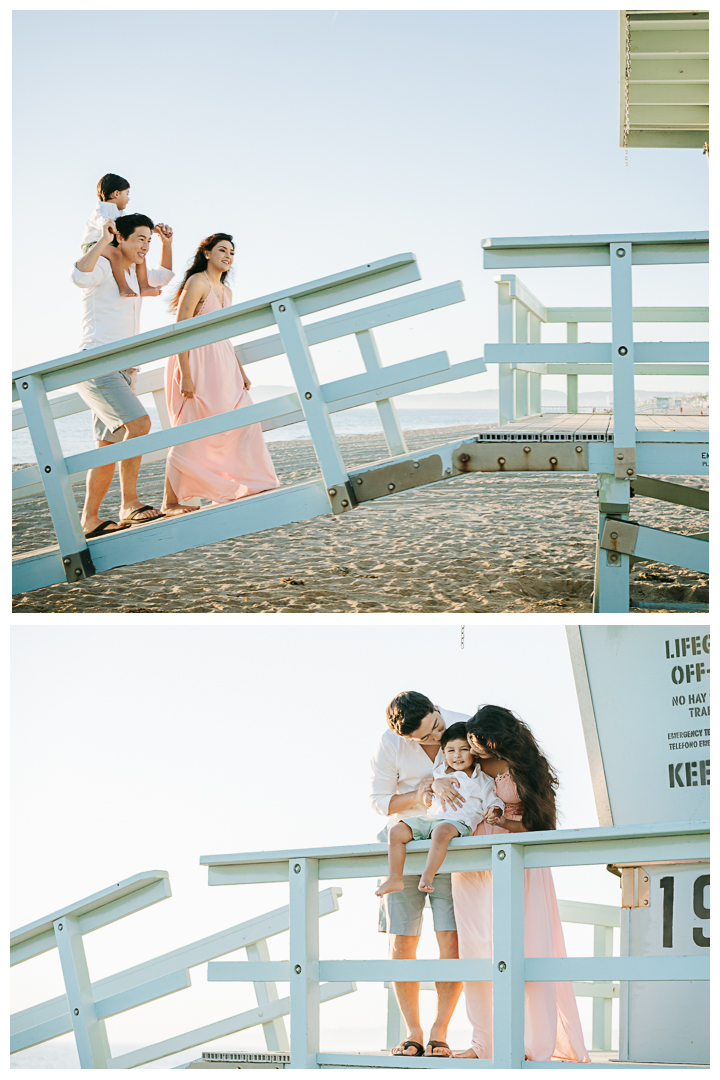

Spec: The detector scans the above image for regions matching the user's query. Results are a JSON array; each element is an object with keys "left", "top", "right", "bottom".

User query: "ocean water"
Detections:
[{"left": 12, "top": 407, "right": 497, "bottom": 465}]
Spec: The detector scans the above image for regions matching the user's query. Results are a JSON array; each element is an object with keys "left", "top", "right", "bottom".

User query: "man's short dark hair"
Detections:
[
  {"left": 386, "top": 691, "right": 436, "bottom": 736},
  {"left": 441, "top": 722, "right": 469, "bottom": 749},
  {"left": 111, "top": 214, "right": 155, "bottom": 246},
  {"left": 98, "top": 173, "right": 130, "bottom": 201}
]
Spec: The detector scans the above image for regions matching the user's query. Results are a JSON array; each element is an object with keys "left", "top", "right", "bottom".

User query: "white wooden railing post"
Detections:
[
  {"left": 272, "top": 298, "right": 355, "bottom": 515},
  {"left": 594, "top": 241, "right": 635, "bottom": 612},
  {"left": 566, "top": 323, "right": 579, "bottom": 412},
  {"left": 514, "top": 303, "right": 529, "bottom": 420},
  {"left": 492, "top": 842, "right": 525, "bottom": 1067},
  {"left": 16, "top": 375, "right": 94, "bottom": 582},
  {"left": 246, "top": 939, "right": 290, "bottom": 1052},
  {"left": 385, "top": 984, "right": 403, "bottom": 1050},
  {"left": 497, "top": 280, "right": 515, "bottom": 426},
  {"left": 355, "top": 329, "right": 408, "bottom": 456},
  {"left": 152, "top": 386, "right": 172, "bottom": 430},
  {"left": 528, "top": 311, "right": 542, "bottom": 415},
  {"left": 593, "top": 923, "right": 614, "bottom": 1050},
  {"left": 288, "top": 858, "right": 320, "bottom": 1068},
  {"left": 610, "top": 241, "right": 636, "bottom": 476},
  {"left": 53, "top": 916, "right": 111, "bottom": 1068}
]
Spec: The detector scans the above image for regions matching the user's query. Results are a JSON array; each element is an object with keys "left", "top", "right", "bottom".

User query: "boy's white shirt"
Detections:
[
  {"left": 425, "top": 763, "right": 504, "bottom": 829},
  {"left": 369, "top": 706, "right": 470, "bottom": 839},
  {"left": 80, "top": 200, "right": 126, "bottom": 248}
]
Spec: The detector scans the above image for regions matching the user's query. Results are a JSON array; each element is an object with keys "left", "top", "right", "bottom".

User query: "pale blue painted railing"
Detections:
[
  {"left": 13, "top": 237, "right": 709, "bottom": 613},
  {"left": 10, "top": 874, "right": 353, "bottom": 1068},
  {"left": 480, "top": 232, "right": 709, "bottom": 615},
  {"left": 12, "top": 255, "right": 483, "bottom": 594},
  {"left": 201, "top": 820, "right": 709, "bottom": 1069},
  {"left": 383, "top": 898, "right": 620, "bottom": 1053},
  {"left": 10, "top": 822, "right": 708, "bottom": 1068}
]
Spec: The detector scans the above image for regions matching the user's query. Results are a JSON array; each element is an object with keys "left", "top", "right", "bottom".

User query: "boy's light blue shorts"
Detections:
[{"left": 402, "top": 816, "right": 474, "bottom": 841}]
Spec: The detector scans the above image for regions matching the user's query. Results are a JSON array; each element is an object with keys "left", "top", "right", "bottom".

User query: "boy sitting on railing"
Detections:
[{"left": 375, "top": 723, "right": 504, "bottom": 896}]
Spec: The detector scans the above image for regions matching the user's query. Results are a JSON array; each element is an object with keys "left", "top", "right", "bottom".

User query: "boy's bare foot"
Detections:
[
  {"left": 418, "top": 878, "right": 434, "bottom": 892},
  {"left": 140, "top": 286, "right": 163, "bottom": 296},
  {"left": 118, "top": 284, "right": 138, "bottom": 298},
  {"left": 453, "top": 1049, "right": 478, "bottom": 1058},
  {"left": 375, "top": 877, "right": 404, "bottom": 897}
]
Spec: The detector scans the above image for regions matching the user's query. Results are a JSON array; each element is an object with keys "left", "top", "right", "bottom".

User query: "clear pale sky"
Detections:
[
  {"left": 12, "top": 623, "right": 624, "bottom": 1063},
  {"left": 12, "top": 5, "right": 708, "bottom": 399}
]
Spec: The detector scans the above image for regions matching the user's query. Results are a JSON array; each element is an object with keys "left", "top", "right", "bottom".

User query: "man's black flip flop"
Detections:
[
  {"left": 426, "top": 1041, "right": 452, "bottom": 1056},
  {"left": 391, "top": 1041, "right": 424, "bottom": 1057},
  {"left": 84, "top": 520, "right": 130, "bottom": 538}
]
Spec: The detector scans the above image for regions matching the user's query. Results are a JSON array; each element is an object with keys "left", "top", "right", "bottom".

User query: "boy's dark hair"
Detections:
[
  {"left": 111, "top": 214, "right": 155, "bottom": 246},
  {"left": 386, "top": 691, "right": 436, "bottom": 736},
  {"left": 441, "top": 722, "right": 469, "bottom": 750},
  {"left": 98, "top": 173, "right": 130, "bottom": 201}
]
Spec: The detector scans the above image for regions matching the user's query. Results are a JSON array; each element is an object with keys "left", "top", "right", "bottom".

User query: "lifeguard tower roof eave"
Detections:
[
  {"left": 481, "top": 231, "right": 709, "bottom": 268},
  {"left": 620, "top": 10, "right": 709, "bottom": 150}
]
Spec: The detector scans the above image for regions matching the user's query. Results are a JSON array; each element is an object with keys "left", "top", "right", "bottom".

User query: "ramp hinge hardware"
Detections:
[
  {"left": 614, "top": 446, "right": 637, "bottom": 480},
  {"left": 62, "top": 549, "right": 96, "bottom": 584}
]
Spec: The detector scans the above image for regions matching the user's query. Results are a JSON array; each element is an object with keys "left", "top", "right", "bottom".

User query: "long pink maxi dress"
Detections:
[
  {"left": 452, "top": 772, "right": 590, "bottom": 1062},
  {"left": 165, "top": 284, "right": 279, "bottom": 503}
]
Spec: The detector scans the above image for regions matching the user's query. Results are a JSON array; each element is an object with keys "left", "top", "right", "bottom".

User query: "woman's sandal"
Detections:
[
  {"left": 426, "top": 1041, "right": 452, "bottom": 1057},
  {"left": 391, "top": 1040, "right": 424, "bottom": 1057}
]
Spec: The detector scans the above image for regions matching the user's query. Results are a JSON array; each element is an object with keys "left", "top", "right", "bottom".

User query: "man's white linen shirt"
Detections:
[
  {"left": 70, "top": 259, "right": 174, "bottom": 351},
  {"left": 80, "top": 200, "right": 126, "bottom": 249},
  {"left": 426, "top": 764, "right": 504, "bottom": 830},
  {"left": 369, "top": 706, "right": 470, "bottom": 836}
]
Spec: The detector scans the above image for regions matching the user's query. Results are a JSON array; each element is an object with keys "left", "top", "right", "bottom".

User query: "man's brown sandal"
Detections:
[
  {"left": 391, "top": 1040, "right": 424, "bottom": 1056},
  {"left": 426, "top": 1041, "right": 452, "bottom": 1056}
]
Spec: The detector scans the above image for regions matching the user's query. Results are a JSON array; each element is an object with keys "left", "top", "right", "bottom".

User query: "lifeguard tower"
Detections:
[{"left": 11, "top": 626, "right": 709, "bottom": 1068}]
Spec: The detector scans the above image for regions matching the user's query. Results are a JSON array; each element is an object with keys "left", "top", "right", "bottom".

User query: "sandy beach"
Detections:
[{"left": 12, "top": 424, "right": 708, "bottom": 613}]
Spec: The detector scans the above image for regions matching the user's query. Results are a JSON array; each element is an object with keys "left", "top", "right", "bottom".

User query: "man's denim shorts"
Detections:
[
  {"left": 77, "top": 369, "right": 147, "bottom": 444},
  {"left": 378, "top": 872, "right": 456, "bottom": 935}
]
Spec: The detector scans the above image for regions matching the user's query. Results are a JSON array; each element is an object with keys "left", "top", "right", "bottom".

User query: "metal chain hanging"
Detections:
[
  {"left": 460, "top": 625, "right": 465, "bottom": 650},
  {"left": 624, "top": 13, "right": 632, "bottom": 168}
]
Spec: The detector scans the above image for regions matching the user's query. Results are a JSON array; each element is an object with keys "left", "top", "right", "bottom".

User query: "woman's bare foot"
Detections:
[
  {"left": 375, "top": 877, "right": 404, "bottom": 897},
  {"left": 418, "top": 877, "right": 434, "bottom": 892},
  {"left": 161, "top": 502, "right": 199, "bottom": 517},
  {"left": 453, "top": 1048, "right": 478, "bottom": 1058}
]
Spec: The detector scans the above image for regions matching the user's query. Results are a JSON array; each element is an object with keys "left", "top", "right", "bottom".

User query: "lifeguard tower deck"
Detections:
[{"left": 12, "top": 231, "right": 708, "bottom": 613}]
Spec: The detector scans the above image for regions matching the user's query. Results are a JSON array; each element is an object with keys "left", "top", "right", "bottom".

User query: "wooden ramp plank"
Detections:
[{"left": 12, "top": 480, "right": 330, "bottom": 595}]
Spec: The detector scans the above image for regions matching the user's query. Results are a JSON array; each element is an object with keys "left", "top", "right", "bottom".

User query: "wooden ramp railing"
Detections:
[
  {"left": 11, "top": 873, "right": 352, "bottom": 1069},
  {"left": 12, "top": 253, "right": 483, "bottom": 593}
]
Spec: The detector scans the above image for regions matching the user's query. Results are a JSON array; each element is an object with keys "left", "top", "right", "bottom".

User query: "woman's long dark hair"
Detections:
[
  {"left": 467, "top": 705, "right": 558, "bottom": 831},
  {"left": 169, "top": 233, "right": 234, "bottom": 312}
]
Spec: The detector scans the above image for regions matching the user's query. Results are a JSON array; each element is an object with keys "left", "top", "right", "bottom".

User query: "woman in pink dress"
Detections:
[
  {"left": 162, "top": 233, "right": 279, "bottom": 511},
  {"left": 433, "top": 705, "right": 590, "bottom": 1062}
]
